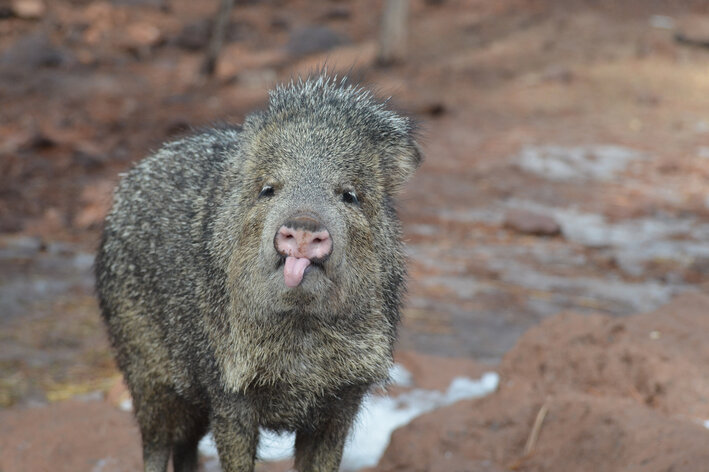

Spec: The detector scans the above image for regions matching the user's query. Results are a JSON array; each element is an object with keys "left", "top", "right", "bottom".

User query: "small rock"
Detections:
[
  {"left": 11, "top": 0, "right": 45, "bottom": 19},
  {"left": 165, "top": 119, "right": 191, "bottom": 137},
  {"left": 270, "top": 14, "right": 290, "bottom": 31},
  {"left": 120, "top": 21, "right": 162, "bottom": 51},
  {"left": 541, "top": 64, "right": 574, "bottom": 83},
  {"left": 45, "top": 241, "right": 76, "bottom": 256},
  {"left": 636, "top": 92, "right": 660, "bottom": 107},
  {"left": 175, "top": 19, "right": 249, "bottom": 51},
  {"left": 72, "top": 150, "right": 105, "bottom": 170},
  {"left": 674, "top": 16, "right": 709, "bottom": 46},
  {"left": 285, "top": 26, "right": 350, "bottom": 58},
  {"left": 175, "top": 19, "right": 210, "bottom": 51},
  {"left": 0, "top": 214, "right": 23, "bottom": 233},
  {"left": 504, "top": 209, "right": 561, "bottom": 236},
  {"left": 0, "top": 32, "right": 72, "bottom": 69},
  {"left": 0, "top": 235, "right": 44, "bottom": 258},
  {"left": 110, "top": 0, "right": 167, "bottom": 7},
  {"left": 321, "top": 6, "right": 351, "bottom": 21},
  {"left": 0, "top": 6, "right": 14, "bottom": 19},
  {"left": 412, "top": 100, "right": 446, "bottom": 117},
  {"left": 650, "top": 15, "right": 675, "bottom": 30},
  {"left": 224, "top": 21, "right": 253, "bottom": 43},
  {"left": 24, "top": 130, "right": 56, "bottom": 150}
]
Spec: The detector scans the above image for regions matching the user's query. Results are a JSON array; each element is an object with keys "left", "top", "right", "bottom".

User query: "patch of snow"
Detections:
[
  {"left": 256, "top": 430, "right": 293, "bottom": 462},
  {"left": 422, "top": 275, "right": 481, "bottom": 299},
  {"left": 389, "top": 363, "right": 413, "bottom": 387},
  {"left": 552, "top": 210, "right": 693, "bottom": 248},
  {"left": 549, "top": 209, "right": 709, "bottom": 276},
  {"left": 91, "top": 458, "right": 118, "bottom": 472},
  {"left": 487, "top": 258, "right": 680, "bottom": 313},
  {"left": 446, "top": 373, "right": 500, "bottom": 404},
  {"left": 649, "top": 15, "right": 675, "bottom": 30},
  {"left": 119, "top": 398, "right": 133, "bottom": 412},
  {"left": 407, "top": 224, "right": 439, "bottom": 236},
  {"left": 614, "top": 240, "right": 709, "bottom": 277},
  {"left": 515, "top": 145, "right": 646, "bottom": 181},
  {"left": 198, "top": 366, "right": 500, "bottom": 471},
  {"left": 72, "top": 252, "right": 95, "bottom": 270},
  {"left": 75, "top": 391, "right": 103, "bottom": 402},
  {"left": 505, "top": 200, "right": 709, "bottom": 276},
  {"left": 344, "top": 372, "right": 499, "bottom": 470},
  {"left": 0, "top": 278, "right": 74, "bottom": 319},
  {"left": 198, "top": 434, "right": 219, "bottom": 459},
  {"left": 92, "top": 458, "right": 107, "bottom": 472},
  {"left": 704, "top": 419, "right": 709, "bottom": 429},
  {"left": 435, "top": 208, "right": 504, "bottom": 224},
  {"left": 406, "top": 244, "right": 471, "bottom": 274}
]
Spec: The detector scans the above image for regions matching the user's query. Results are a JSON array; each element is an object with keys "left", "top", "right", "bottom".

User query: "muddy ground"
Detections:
[{"left": 2, "top": 0, "right": 709, "bottom": 470}]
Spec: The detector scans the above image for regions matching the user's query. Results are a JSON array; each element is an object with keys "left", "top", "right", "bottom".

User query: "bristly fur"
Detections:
[
  {"left": 267, "top": 74, "right": 411, "bottom": 134},
  {"left": 95, "top": 74, "right": 422, "bottom": 472}
]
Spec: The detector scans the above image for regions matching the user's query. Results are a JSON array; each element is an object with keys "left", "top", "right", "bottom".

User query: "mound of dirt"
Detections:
[{"left": 375, "top": 292, "right": 709, "bottom": 472}]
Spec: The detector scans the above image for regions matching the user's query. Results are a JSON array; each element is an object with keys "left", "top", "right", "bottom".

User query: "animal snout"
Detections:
[{"left": 274, "top": 216, "right": 333, "bottom": 261}]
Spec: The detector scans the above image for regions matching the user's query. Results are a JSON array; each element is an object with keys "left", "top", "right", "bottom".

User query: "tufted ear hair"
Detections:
[{"left": 383, "top": 138, "right": 423, "bottom": 195}]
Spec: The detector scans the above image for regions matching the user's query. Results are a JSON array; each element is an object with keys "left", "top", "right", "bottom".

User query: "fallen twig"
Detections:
[{"left": 523, "top": 399, "right": 550, "bottom": 456}]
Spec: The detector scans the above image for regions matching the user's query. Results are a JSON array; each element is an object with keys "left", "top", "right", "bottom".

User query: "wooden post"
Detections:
[
  {"left": 202, "top": 0, "right": 236, "bottom": 77},
  {"left": 377, "top": 0, "right": 409, "bottom": 66}
]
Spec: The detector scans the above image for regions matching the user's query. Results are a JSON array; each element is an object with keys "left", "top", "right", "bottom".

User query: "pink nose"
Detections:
[{"left": 274, "top": 217, "right": 333, "bottom": 261}]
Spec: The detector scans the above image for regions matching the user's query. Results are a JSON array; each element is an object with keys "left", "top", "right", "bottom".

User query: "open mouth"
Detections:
[
  {"left": 276, "top": 255, "right": 325, "bottom": 287},
  {"left": 276, "top": 255, "right": 328, "bottom": 270}
]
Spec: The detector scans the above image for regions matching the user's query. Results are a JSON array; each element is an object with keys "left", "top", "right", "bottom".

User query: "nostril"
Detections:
[{"left": 308, "top": 232, "right": 332, "bottom": 261}]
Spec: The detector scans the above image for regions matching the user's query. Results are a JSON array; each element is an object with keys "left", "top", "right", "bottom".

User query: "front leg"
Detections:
[
  {"left": 210, "top": 396, "right": 260, "bottom": 472},
  {"left": 294, "top": 388, "right": 365, "bottom": 472}
]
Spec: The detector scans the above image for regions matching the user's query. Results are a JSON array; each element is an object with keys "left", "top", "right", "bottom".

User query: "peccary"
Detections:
[{"left": 95, "top": 75, "right": 422, "bottom": 472}]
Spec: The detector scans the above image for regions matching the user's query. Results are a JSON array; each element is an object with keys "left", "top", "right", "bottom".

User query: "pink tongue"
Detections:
[{"left": 284, "top": 256, "right": 311, "bottom": 288}]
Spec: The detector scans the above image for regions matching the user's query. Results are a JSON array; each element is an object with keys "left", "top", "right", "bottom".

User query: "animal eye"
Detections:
[
  {"left": 342, "top": 190, "right": 359, "bottom": 206},
  {"left": 258, "top": 185, "right": 275, "bottom": 198}
]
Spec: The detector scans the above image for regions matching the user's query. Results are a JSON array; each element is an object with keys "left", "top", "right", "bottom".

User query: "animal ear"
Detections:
[{"left": 383, "top": 139, "right": 423, "bottom": 195}]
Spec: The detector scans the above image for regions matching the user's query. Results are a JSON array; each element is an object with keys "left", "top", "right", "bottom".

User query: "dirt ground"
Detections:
[
  {"left": 2, "top": 0, "right": 709, "bottom": 470},
  {"left": 376, "top": 292, "right": 709, "bottom": 472}
]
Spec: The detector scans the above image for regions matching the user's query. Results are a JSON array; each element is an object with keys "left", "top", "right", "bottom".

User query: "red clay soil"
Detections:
[
  {"left": 0, "top": 400, "right": 142, "bottom": 472},
  {"left": 3, "top": 294, "right": 709, "bottom": 471},
  {"left": 375, "top": 291, "right": 709, "bottom": 472}
]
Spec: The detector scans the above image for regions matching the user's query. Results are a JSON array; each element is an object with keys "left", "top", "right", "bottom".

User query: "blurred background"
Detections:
[{"left": 2, "top": 0, "right": 709, "bottom": 470}]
